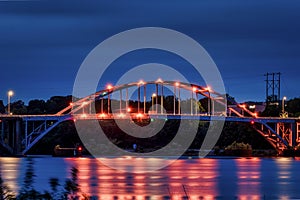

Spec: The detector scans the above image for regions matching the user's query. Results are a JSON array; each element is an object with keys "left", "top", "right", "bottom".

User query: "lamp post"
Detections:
[
  {"left": 206, "top": 87, "right": 211, "bottom": 116},
  {"left": 282, "top": 96, "right": 287, "bottom": 113},
  {"left": 152, "top": 93, "right": 156, "bottom": 113},
  {"left": 7, "top": 90, "right": 14, "bottom": 115}
]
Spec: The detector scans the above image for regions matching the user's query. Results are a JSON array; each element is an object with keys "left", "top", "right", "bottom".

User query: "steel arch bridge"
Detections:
[{"left": 0, "top": 80, "right": 300, "bottom": 155}]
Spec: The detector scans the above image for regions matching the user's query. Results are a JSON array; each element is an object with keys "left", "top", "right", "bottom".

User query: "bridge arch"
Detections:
[{"left": 1, "top": 80, "right": 297, "bottom": 155}]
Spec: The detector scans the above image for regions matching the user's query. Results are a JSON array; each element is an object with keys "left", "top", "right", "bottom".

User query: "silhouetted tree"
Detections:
[
  {"left": 27, "top": 100, "right": 46, "bottom": 114},
  {"left": 11, "top": 100, "right": 27, "bottom": 115},
  {"left": 0, "top": 168, "right": 15, "bottom": 199},
  {"left": 287, "top": 98, "right": 300, "bottom": 117},
  {"left": 45, "top": 96, "right": 72, "bottom": 114},
  {"left": 0, "top": 101, "right": 5, "bottom": 114}
]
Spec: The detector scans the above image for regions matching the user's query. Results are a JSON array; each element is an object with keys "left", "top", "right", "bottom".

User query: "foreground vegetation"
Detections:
[{"left": 0, "top": 158, "right": 87, "bottom": 200}]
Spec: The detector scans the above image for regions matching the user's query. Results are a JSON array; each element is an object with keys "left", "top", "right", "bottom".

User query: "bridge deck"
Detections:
[{"left": 1, "top": 114, "right": 298, "bottom": 123}]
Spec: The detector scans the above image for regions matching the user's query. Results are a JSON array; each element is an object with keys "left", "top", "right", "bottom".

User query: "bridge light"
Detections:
[
  {"left": 175, "top": 82, "right": 180, "bottom": 87},
  {"left": 82, "top": 102, "right": 88, "bottom": 106},
  {"left": 127, "top": 107, "right": 132, "bottom": 112},
  {"left": 205, "top": 86, "right": 211, "bottom": 92},
  {"left": 81, "top": 114, "right": 87, "bottom": 118},
  {"left": 240, "top": 104, "right": 246, "bottom": 108},
  {"left": 106, "top": 84, "right": 113, "bottom": 90},
  {"left": 118, "top": 113, "right": 125, "bottom": 118},
  {"left": 192, "top": 87, "right": 197, "bottom": 92},
  {"left": 98, "top": 113, "right": 107, "bottom": 118},
  {"left": 70, "top": 102, "right": 73, "bottom": 106},
  {"left": 156, "top": 78, "right": 163, "bottom": 83},
  {"left": 250, "top": 120, "right": 255, "bottom": 125},
  {"left": 136, "top": 113, "right": 143, "bottom": 118},
  {"left": 76, "top": 145, "right": 83, "bottom": 157},
  {"left": 249, "top": 105, "right": 256, "bottom": 109},
  {"left": 138, "top": 80, "right": 145, "bottom": 85},
  {"left": 152, "top": 93, "right": 157, "bottom": 97}
]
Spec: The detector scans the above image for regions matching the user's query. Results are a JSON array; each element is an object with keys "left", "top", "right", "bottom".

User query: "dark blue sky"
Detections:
[{"left": 1, "top": 1, "right": 300, "bottom": 104}]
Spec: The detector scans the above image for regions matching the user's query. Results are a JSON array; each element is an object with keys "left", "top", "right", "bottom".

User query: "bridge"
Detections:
[{"left": 0, "top": 80, "right": 299, "bottom": 155}]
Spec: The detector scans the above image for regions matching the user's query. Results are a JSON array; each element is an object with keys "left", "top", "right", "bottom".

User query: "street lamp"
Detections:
[
  {"left": 282, "top": 96, "right": 287, "bottom": 113},
  {"left": 152, "top": 93, "right": 156, "bottom": 113},
  {"left": 205, "top": 87, "right": 211, "bottom": 115},
  {"left": 7, "top": 90, "right": 14, "bottom": 115}
]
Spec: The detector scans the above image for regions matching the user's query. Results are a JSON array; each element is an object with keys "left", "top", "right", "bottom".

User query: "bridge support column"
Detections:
[
  {"left": 297, "top": 122, "right": 300, "bottom": 144},
  {"left": 1, "top": 120, "right": 4, "bottom": 142},
  {"left": 291, "top": 123, "right": 297, "bottom": 147},
  {"left": 15, "top": 120, "right": 22, "bottom": 154},
  {"left": 25, "top": 120, "right": 28, "bottom": 147}
]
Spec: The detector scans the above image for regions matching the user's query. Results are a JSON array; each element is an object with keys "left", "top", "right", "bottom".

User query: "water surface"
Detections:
[{"left": 1, "top": 157, "right": 300, "bottom": 199}]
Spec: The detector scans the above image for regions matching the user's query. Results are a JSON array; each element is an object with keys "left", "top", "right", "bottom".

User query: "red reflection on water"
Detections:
[
  {"left": 236, "top": 158, "right": 261, "bottom": 199},
  {"left": 65, "top": 158, "right": 219, "bottom": 199}
]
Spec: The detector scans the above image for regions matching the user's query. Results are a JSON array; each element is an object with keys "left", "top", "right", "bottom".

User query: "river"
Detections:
[{"left": 0, "top": 156, "right": 300, "bottom": 199}]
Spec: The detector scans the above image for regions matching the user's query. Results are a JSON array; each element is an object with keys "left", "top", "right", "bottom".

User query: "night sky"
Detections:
[{"left": 1, "top": 1, "right": 300, "bottom": 104}]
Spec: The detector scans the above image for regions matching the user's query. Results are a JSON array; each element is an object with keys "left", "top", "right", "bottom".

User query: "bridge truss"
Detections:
[{"left": 0, "top": 80, "right": 299, "bottom": 155}]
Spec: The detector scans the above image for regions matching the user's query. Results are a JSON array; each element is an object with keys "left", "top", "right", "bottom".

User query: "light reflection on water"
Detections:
[{"left": 0, "top": 157, "right": 300, "bottom": 199}]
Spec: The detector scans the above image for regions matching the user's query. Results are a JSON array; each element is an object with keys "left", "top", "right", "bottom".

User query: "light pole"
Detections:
[
  {"left": 152, "top": 93, "right": 156, "bottom": 113},
  {"left": 282, "top": 96, "right": 287, "bottom": 113},
  {"left": 7, "top": 90, "right": 14, "bottom": 115},
  {"left": 205, "top": 87, "right": 211, "bottom": 116}
]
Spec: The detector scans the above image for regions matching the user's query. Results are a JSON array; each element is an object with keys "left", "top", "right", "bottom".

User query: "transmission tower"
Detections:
[{"left": 264, "top": 72, "right": 281, "bottom": 105}]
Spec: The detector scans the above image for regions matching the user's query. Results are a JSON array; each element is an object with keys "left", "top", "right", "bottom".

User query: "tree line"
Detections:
[{"left": 1, "top": 95, "right": 300, "bottom": 117}]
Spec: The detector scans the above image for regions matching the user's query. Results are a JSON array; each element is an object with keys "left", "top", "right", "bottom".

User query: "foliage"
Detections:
[
  {"left": 27, "top": 100, "right": 46, "bottom": 114},
  {"left": 63, "top": 167, "right": 80, "bottom": 200},
  {"left": 0, "top": 100, "right": 5, "bottom": 114},
  {"left": 11, "top": 100, "right": 27, "bottom": 115},
  {"left": 0, "top": 169, "right": 15, "bottom": 200},
  {"left": 225, "top": 141, "right": 252, "bottom": 150},
  {"left": 0, "top": 158, "right": 89, "bottom": 200},
  {"left": 286, "top": 98, "right": 300, "bottom": 117}
]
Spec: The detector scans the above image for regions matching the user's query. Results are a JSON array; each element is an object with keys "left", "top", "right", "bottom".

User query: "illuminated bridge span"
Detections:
[{"left": 0, "top": 80, "right": 299, "bottom": 155}]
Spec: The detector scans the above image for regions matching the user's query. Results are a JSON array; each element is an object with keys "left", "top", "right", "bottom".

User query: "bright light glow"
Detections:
[
  {"left": 192, "top": 87, "right": 197, "bottom": 92},
  {"left": 152, "top": 93, "right": 156, "bottom": 97},
  {"left": 283, "top": 96, "right": 287, "bottom": 100},
  {"left": 175, "top": 82, "right": 180, "bottom": 87},
  {"left": 98, "top": 113, "right": 107, "bottom": 118},
  {"left": 106, "top": 84, "right": 113, "bottom": 90},
  {"left": 70, "top": 102, "right": 73, "bottom": 106},
  {"left": 136, "top": 113, "right": 144, "bottom": 118},
  {"left": 82, "top": 102, "right": 88, "bottom": 105},
  {"left": 156, "top": 78, "right": 163, "bottom": 83},
  {"left": 205, "top": 86, "right": 211, "bottom": 92},
  {"left": 127, "top": 107, "right": 131, "bottom": 112},
  {"left": 240, "top": 104, "right": 246, "bottom": 108},
  {"left": 249, "top": 105, "right": 256, "bottom": 109},
  {"left": 81, "top": 114, "right": 87, "bottom": 118},
  {"left": 138, "top": 80, "right": 145, "bottom": 85},
  {"left": 117, "top": 113, "right": 125, "bottom": 118},
  {"left": 8, "top": 90, "right": 14, "bottom": 96},
  {"left": 77, "top": 146, "right": 82, "bottom": 151},
  {"left": 251, "top": 120, "right": 255, "bottom": 125}
]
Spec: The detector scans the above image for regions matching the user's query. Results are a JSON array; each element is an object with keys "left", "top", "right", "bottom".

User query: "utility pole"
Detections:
[{"left": 264, "top": 72, "right": 281, "bottom": 106}]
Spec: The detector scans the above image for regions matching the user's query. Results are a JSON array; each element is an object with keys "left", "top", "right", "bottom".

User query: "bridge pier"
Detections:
[
  {"left": 0, "top": 117, "right": 22, "bottom": 155},
  {"left": 1, "top": 120, "right": 4, "bottom": 142},
  {"left": 297, "top": 122, "right": 300, "bottom": 143}
]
